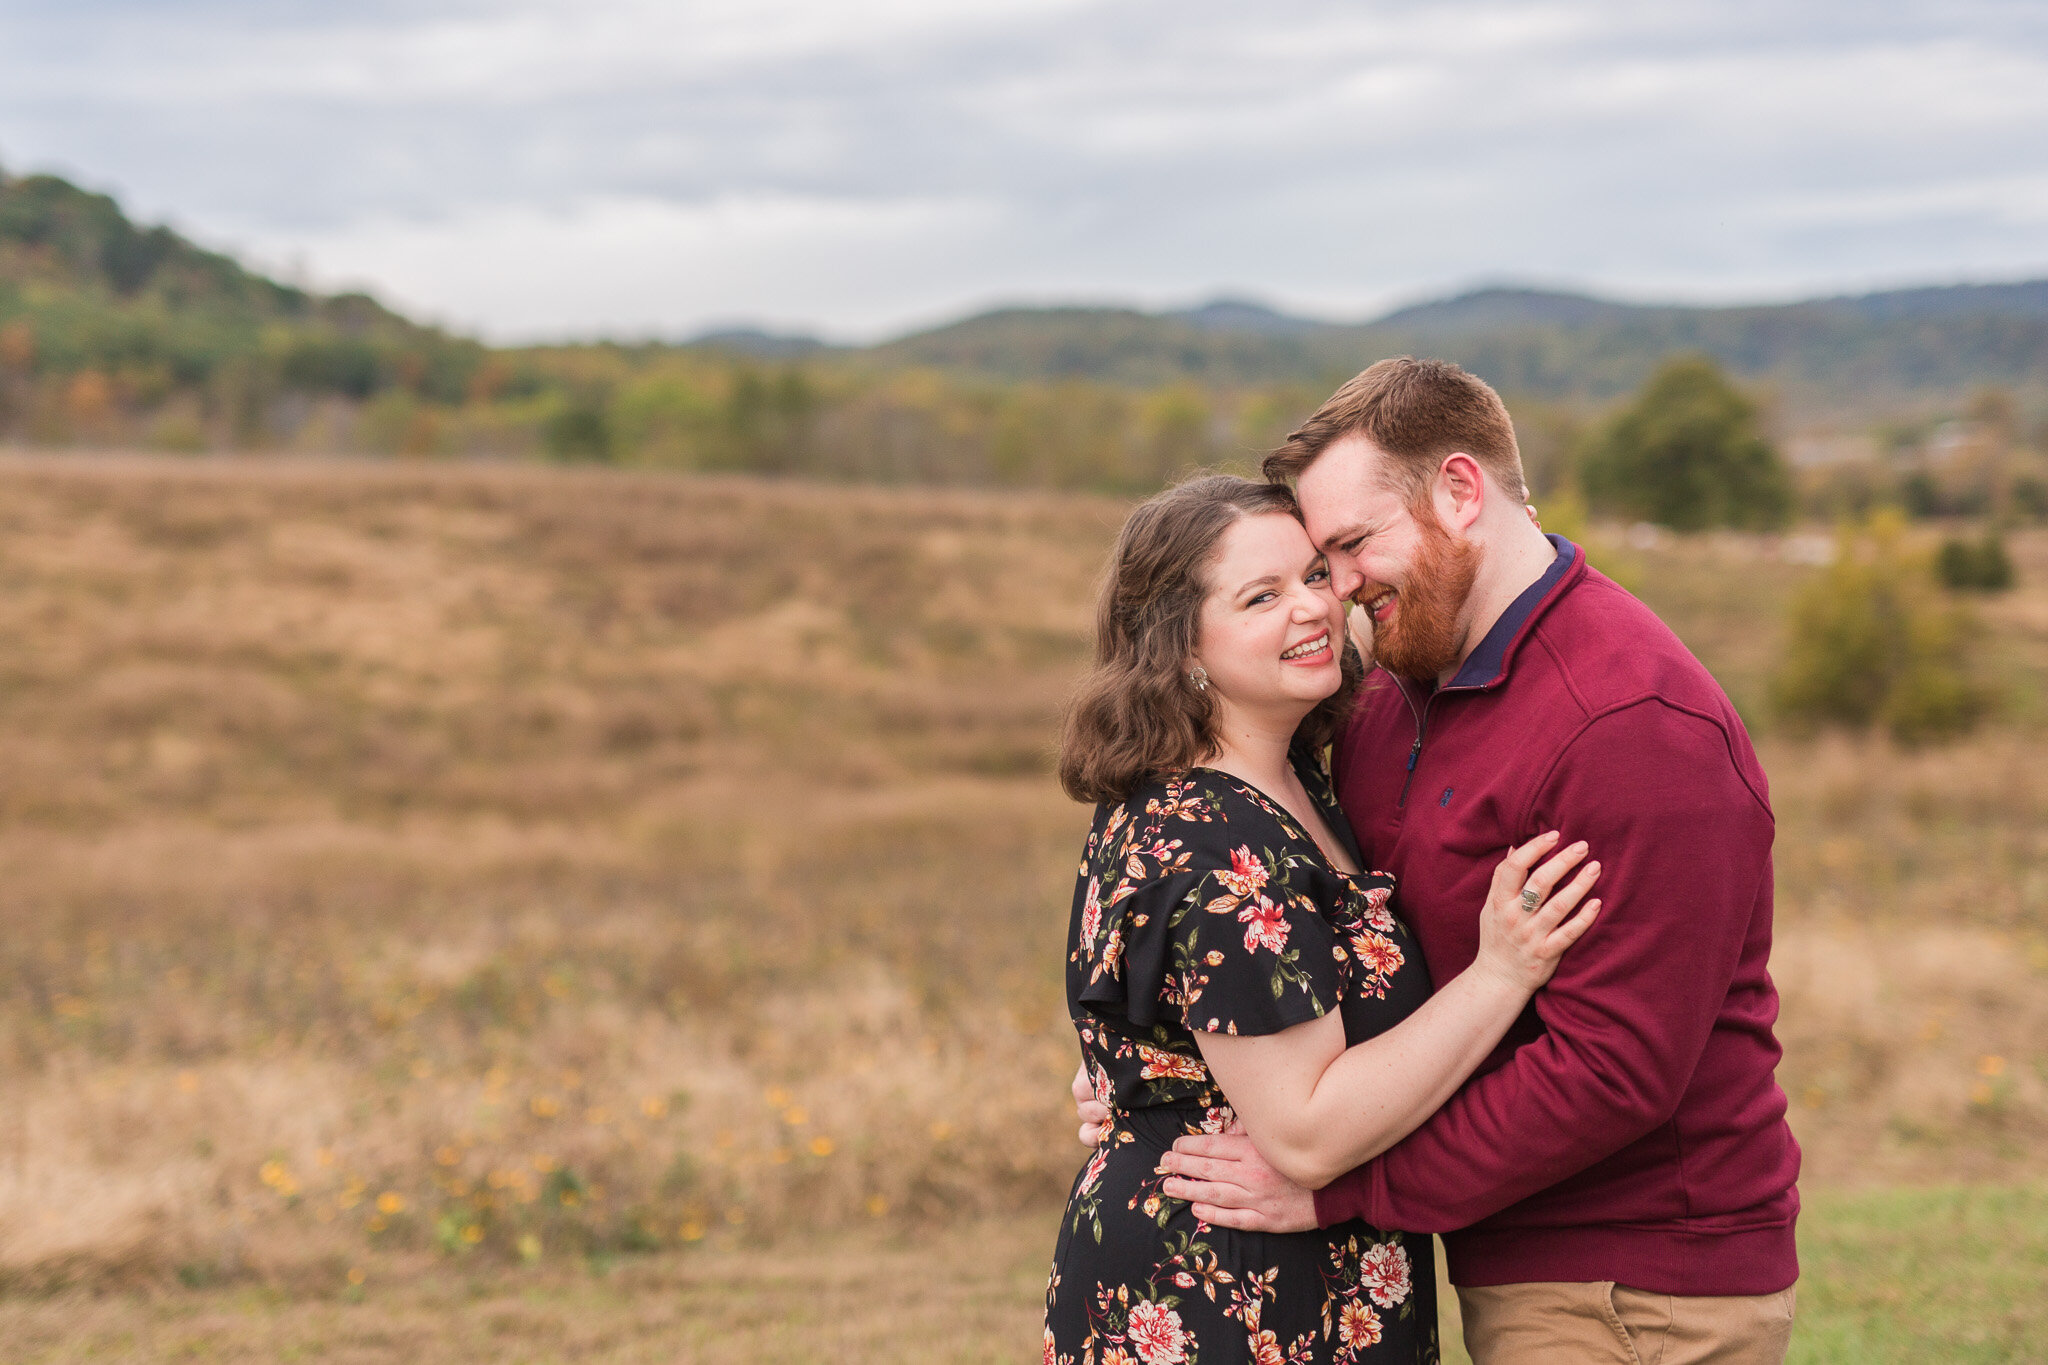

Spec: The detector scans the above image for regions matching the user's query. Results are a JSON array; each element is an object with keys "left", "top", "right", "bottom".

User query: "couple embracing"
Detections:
[{"left": 1045, "top": 358, "right": 1800, "bottom": 1364}]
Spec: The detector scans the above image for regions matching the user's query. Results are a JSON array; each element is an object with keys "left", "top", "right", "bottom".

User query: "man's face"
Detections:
[{"left": 1296, "top": 435, "right": 1478, "bottom": 680}]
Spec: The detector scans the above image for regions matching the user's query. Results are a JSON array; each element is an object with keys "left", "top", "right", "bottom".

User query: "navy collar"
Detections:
[{"left": 1444, "top": 534, "right": 1577, "bottom": 690}]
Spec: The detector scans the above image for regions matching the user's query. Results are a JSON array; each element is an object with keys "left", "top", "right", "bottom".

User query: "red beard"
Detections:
[{"left": 1364, "top": 513, "right": 1478, "bottom": 681}]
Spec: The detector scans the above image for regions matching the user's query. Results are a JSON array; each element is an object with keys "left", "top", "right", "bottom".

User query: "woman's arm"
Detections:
[{"left": 1190, "top": 833, "right": 1599, "bottom": 1190}]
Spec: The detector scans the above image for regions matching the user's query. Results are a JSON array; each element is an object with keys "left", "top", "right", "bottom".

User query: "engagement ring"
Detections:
[{"left": 1520, "top": 888, "right": 1541, "bottom": 913}]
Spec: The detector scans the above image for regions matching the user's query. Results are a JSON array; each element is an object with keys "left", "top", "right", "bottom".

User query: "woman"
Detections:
[{"left": 1045, "top": 476, "right": 1599, "bottom": 1365}]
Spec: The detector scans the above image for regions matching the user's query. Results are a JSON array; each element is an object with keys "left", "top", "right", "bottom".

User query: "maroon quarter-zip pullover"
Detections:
[{"left": 1315, "top": 536, "right": 1801, "bottom": 1296}]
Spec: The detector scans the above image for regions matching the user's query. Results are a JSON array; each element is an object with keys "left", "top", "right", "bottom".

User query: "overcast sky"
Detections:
[{"left": 2, "top": 0, "right": 2045, "bottom": 342}]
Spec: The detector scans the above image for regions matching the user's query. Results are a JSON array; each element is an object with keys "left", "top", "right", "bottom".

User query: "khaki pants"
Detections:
[{"left": 1457, "top": 1280, "right": 1796, "bottom": 1365}]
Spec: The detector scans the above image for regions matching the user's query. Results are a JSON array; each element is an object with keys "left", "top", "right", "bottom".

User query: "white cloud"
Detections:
[
  {"left": 2, "top": 0, "right": 2045, "bottom": 336},
  {"left": 263, "top": 191, "right": 1008, "bottom": 342}
]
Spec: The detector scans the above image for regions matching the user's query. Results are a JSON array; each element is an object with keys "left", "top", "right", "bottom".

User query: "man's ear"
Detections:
[{"left": 1434, "top": 453, "right": 1485, "bottom": 533}]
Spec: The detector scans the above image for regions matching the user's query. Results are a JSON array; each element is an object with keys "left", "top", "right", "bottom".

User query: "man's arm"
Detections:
[{"left": 1167, "top": 701, "right": 1772, "bottom": 1233}]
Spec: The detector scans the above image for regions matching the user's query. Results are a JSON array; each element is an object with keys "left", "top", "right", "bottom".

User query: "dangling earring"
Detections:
[{"left": 1188, "top": 665, "right": 1209, "bottom": 692}]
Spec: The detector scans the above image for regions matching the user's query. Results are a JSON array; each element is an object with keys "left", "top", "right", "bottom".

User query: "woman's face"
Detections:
[{"left": 1191, "top": 513, "right": 1347, "bottom": 723}]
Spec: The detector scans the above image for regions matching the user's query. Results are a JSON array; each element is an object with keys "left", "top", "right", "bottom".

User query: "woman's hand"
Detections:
[
  {"left": 1471, "top": 831, "right": 1601, "bottom": 995},
  {"left": 1345, "top": 600, "right": 1375, "bottom": 672}
]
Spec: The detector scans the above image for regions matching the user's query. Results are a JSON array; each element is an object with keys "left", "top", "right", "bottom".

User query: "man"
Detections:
[{"left": 1074, "top": 358, "right": 1800, "bottom": 1362}]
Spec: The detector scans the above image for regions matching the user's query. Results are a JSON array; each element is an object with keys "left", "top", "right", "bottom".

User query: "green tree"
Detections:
[{"left": 1580, "top": 356, "right": 1792, "bottom": 531}]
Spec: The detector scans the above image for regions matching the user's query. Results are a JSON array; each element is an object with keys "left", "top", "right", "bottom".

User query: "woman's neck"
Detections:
[
  {"left": 1203, "top": 704, "right": 1358, "bottom": 874},
  {"left": 1203, "top": 704, "right": 1308, "bottom": 793}
]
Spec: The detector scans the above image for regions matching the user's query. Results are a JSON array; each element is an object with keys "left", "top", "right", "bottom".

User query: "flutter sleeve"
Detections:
[{"left": 1076, "top": 833, "right": 1350, "bottom": 1038}]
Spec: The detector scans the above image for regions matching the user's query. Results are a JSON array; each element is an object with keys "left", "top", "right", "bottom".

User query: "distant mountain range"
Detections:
[
  {"left": 689, "top": 280, "right": 2048, "bottom": 413},
  {"left": 5, "top": 159, "right": 2042, "bottom": 432}
]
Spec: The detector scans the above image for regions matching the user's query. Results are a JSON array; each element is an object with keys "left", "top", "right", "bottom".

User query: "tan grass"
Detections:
[{"left": 0, "top": 452, "right": 2041, "bottom": 1287}]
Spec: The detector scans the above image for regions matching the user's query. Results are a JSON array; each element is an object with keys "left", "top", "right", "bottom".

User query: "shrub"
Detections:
[
  {"left": 1936, "top": 533, "right": 2015, "bottom": 593},
  {"left": 1771, "top": 513, "right": 1992, "bottom": 745}
]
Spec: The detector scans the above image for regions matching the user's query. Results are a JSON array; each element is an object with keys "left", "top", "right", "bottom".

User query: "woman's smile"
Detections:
[{"left": 1280, "top": 629, "right": 1332, "bottom": 665}]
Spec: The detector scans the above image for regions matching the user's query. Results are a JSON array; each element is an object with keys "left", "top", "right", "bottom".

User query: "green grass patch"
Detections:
[
  {"left": 1789, "top": 1184, "right": 2048, "bottom": 1363},
  {"left": 1439, "top": 1185, "right": 2048, "bottom": 1364},
  {"left": 5, "top": 1189, "right": 2044, "bottom": 1361}
]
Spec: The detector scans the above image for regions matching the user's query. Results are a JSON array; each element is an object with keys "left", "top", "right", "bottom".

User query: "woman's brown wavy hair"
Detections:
[{"left": 1057, "top": 474, "right": 1365, "bottom": 805}]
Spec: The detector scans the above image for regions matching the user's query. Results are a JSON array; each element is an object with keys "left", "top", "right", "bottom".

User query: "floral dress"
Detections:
[{"left": 1046, "top": 752, "right": 1439, "bottom": 1365}]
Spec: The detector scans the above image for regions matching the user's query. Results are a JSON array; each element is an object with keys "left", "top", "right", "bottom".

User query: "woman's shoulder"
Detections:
[
  {"left": 1075, "top": 771, "right": 1354, "bottom": 1036},
  {"left": 1089, "top": 768, "right": 1302, "bottom": 869}
]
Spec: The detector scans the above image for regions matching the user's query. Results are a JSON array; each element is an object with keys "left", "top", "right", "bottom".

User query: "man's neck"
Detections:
[{"left": 1438, "top": 520, "right": 1560, "bottom": 687}]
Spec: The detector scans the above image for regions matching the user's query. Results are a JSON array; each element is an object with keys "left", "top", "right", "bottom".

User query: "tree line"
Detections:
[{"left": 7, "top": 166, "right": 2047, "bottom": 529}]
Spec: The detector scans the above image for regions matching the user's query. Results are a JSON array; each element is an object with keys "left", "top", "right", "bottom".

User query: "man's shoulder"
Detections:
[
  {"left": 1534, "top": 569, "right": 1771, "bottom": 812},
  {"left": 1341, "top": 562, "right": 1755, "bottom": 774},
  {"left": 1532, "top": 566, "right": 1729, "bottom": 718},
  {"left": 1347, "top": 568, "right": 1727, "bottom": 723}
]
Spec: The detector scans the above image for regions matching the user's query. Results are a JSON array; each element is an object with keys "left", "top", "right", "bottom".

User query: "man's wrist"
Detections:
[{"left": 1308, "top": 1167, "right": 1358, "bottom": 1229}]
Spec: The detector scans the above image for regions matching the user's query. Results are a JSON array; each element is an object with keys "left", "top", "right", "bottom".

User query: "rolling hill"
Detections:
[
  {"left": 0, "top": 164, "right": 488, "bottom": 442},
  {"left": 852, "top": 282, "right": 2048, "bottom": 409}
]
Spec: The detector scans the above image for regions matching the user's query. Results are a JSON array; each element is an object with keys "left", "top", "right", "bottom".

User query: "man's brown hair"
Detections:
[
  {"left": 1261, "top": 356, "right": 1526, "bottom": 505},
  {"left": 1057, "top": 474, "right": 1363, "bottom": 805}
]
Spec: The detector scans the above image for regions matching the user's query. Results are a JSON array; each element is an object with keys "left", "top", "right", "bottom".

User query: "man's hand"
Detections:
[
  {"left": 1072, "top": 1062, "right": 1111, "bottom": 1146},
  {"left": 1159, "top": 1132, "right": 1318, "bottom": 1233}
]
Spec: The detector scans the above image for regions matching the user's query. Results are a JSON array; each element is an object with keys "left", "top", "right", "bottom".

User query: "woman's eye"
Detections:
[
  {"left": 1307, "top": 567, "right": 1330, "bottom": 584},
  {"left": 1248, "top": 591, "right": 1276, "bottom": 606}
]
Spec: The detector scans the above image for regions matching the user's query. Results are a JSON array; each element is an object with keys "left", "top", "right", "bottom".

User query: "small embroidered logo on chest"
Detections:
[{"left": 1438, "top": 787, "right": 1455, "bottom": 807}]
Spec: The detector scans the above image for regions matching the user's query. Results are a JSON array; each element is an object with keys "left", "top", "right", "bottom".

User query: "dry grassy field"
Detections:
[{"left": 0, "top": 453, "right": 2043, "bottom": 1360}]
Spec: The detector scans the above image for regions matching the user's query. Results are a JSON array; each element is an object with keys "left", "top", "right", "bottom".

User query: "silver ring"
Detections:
[{"left": 1520, "top": 887, "right": 1541, "bottom": 913}]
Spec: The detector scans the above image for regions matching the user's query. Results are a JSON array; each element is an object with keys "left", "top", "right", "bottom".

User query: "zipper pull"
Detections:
[{"left": 1406, "top": 737, "right": 1421, "bottom": 772}]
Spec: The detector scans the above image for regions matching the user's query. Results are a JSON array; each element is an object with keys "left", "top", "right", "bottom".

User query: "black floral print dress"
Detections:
[{"left": 1046, "top": 751, "right": 1439, "bottom": 1365}]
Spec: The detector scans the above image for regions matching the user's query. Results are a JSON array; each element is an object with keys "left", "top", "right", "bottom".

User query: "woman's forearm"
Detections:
[
  {"left": 1195, "top": 836, "right": 1599, "bottom": 1189},
  {"left": 1293, "top": 965, "right": 1531, "bottom": 1183},
  {"left": 1197, "top": 964, "right": 1532, "bottom": 1189}
]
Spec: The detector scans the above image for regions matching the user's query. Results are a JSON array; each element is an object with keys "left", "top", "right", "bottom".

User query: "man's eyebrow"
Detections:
[{"left": 1316, "top": 522, "right": 1371, "bottom": 552}]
